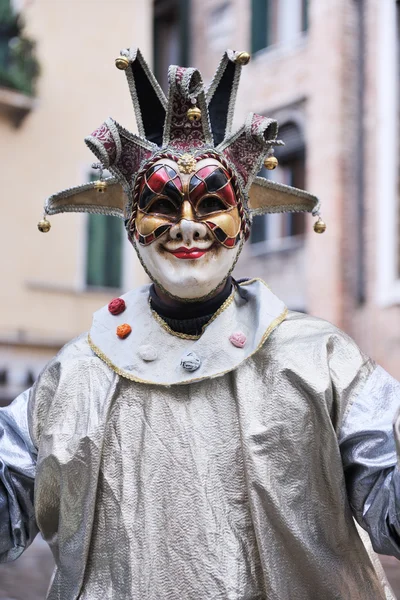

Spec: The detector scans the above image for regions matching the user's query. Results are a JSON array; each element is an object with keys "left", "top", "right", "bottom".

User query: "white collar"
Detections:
[{"left": 88, "top": 279, "right": 287, "bottom": 386}]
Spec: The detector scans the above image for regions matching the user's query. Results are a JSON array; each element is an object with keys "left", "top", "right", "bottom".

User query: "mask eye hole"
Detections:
[
  {"left": 197, "top": 195, "right": 227, "bottom": 216},
  {"left": 147, "top": 197, "right": 179, "bottom": 217}
]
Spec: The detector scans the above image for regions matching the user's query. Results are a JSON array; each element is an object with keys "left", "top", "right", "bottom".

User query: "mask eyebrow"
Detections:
[
  {"left": 189, "top": 166, "right": 237, "bottom": 206},
  {"left": 139, "top": 164, "right": 183, "bottom": 209},
  {"left": 204, "top": 168, "right": 229, "bottom": 193},
  {"left": 147, "top": 165, "right": 174, "bottom": 193},
  {"left": 163, "top": 179, "right": 183, "bottom": 205},
  {"left": 189, "top": 175, "right": 202, "bottom": 193},
  {"left": 146, "top": 163, "right": 163, "bottom": 178}
]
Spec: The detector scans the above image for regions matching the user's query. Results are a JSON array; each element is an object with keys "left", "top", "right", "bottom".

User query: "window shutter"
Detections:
[
  {"left": 104, "top": 217, "right": 122, "bottom": 288},
  {"left": 86, "top": 214, "right": 107, "bottom": 287},
  {"left": 251, "top": 0, "right": 268, "bottom": 54},
  {"left": 86, "top": 214, "right": 123, "bottom": 288},
  {"left": 302, "top": 0, "right": 309, "bottom": 32}
]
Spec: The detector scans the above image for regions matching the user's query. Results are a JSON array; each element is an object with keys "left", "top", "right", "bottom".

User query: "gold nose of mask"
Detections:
[{"left": 181, "top": 200, "right": 195, "bottom": 221}]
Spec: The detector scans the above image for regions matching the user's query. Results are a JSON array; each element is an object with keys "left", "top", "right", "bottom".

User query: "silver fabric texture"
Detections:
[
  {"left": 355, "top": 523, "right": 397, "bottom": 600},
  {"left": 24, "top": 311, "right": 392, "bottom": 600},
  {"left": 88, "top": 279, "right": 286, "bottom": 386},
  {"left": 0, "top": 389, "right": 37, "bottom": 561},
  {"left": 1, "top": 294, "right": 400, "bottom": 598},
  {"left": 339, "top": 365, "right": 400, "bottom": 558}
]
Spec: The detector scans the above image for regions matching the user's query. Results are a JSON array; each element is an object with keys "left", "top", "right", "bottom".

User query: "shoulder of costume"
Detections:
[
  {"left": 34, "top": 331, "right": 116, "bottom": 387},
  {"left": 29, "top": 331, "right": 120, "bottom": 448},
  {"left": 264, "top": 309, "right": 375, "bottom": 375},
  {"left": 267, "top": 310, "right": 359, "bottom": 344},
  {"left": 55, "top": 332, "right": 100, "bottom": 364}
]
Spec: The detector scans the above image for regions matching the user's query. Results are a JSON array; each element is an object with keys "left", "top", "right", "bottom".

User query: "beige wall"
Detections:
[{"left": 0, "top": 0, "right": 151, "bottom": 356}]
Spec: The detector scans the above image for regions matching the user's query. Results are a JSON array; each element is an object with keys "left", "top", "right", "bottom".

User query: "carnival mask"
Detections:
[{"left": 129, "top": 156, "right": 244, "bottom": 300}]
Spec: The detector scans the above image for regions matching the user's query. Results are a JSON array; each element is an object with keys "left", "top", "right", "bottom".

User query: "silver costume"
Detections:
[{"left": 0, "top": 280, "right": 399, "bottom": 599}]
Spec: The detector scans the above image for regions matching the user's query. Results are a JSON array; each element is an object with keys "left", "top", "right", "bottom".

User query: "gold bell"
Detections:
[
  {"left": 115, "top": 56, "right": 129, "bottom": 70},
  {"left": 264, "top": 156, "right": 278, "bottom": 170},
  {"left": 235, "top": 51, "right": 251, "bottom": 66},
  {"left": 314, "top": 217, "right": 327, "bottom": 234},
  {"left": 187, "top": 106, "right": 201, "bottom": 122},
  {"left": 94, "top": 180, "right": 107, "bottom": 193},
  {"left": 38, "top": 217, "right": 51, "bottom": 233}
]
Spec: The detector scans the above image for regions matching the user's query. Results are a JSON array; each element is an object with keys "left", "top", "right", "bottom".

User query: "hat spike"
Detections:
[
  {"left": 44, "top": 179, "right": 127, "bottom": 220},
  {"left": 219, "top": 113, "right": 281, "bottom": 190},
  {"left": 163, "top": 66, "right": 213, "bottom": 150},
  {"left": 207, "top": 49, "right": 250, "bottom": 146},
  {"left": 248, "top": 176, "right": 319, "bottom": 216},
  {"left": 117, "top": 47, "right": 167, "bottom": 146}
]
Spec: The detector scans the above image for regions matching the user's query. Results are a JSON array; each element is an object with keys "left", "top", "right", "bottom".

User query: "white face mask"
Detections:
[
  {"left": 133, "top": 221, "right": 242, "bottom": 300},
  {"left": 129, "top": 156, "right": 244, "bottom": 301}
]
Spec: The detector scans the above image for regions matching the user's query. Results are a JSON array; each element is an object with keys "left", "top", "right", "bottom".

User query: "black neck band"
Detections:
[{"left": 149, "top": 278, "right": 233, "bottom": 336}]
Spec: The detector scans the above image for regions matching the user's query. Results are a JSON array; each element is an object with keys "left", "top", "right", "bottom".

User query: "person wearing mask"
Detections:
[{"left": 0, "top": 48, "right": 399, "bottom": 600}]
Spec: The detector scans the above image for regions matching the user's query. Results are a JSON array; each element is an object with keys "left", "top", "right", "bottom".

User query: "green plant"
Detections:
[{"left": 0, "top": 0, "right": 40, "bottom": 96}]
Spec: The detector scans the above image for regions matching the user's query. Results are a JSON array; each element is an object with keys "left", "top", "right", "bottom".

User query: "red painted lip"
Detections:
[{"left": 168, "top": 246, "right": 211, "bottom": 259}]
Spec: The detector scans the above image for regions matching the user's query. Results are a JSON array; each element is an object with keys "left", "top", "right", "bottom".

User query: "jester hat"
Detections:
[{"left": 40, "top": 48, "right": 321, "bottom": 235}]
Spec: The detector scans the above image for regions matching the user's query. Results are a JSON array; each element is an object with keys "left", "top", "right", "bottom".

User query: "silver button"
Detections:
[{"left": 180, "top": 351, "right": 201, "bottom": 372}]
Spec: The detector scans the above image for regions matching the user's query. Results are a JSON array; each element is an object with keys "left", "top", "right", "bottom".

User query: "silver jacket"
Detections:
[{"left": 0, "top": 280, "right": 399, "bottom": 600}]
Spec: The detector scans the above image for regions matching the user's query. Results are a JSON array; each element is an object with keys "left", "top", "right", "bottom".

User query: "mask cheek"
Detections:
[
  {"left": 203, "top": 208, "right": 242, "bottom": 247},
  {"left": 135, "top": 211, "right": 172, "bottom": 245}
]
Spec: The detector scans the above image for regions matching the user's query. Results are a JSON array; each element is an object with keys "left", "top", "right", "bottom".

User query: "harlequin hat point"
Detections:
[{"left": 40, "top": 47, "right": 321, "bottom": 232}]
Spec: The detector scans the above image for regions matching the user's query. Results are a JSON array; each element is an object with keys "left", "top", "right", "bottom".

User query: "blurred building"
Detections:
[{"left": 0, "top": 0, "right": 150, "bottom": 405}]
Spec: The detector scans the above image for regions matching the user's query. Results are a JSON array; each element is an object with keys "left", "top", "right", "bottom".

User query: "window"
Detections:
[
  {"left": 153, "top": 0, "right": 190, "bottom": 93},
  {"left": 250, "top": 121, "right": 306, "bottom": 252},
  {"left": 85, "top": 172, "right": 123, "bottom": 289},
  {"left": 251, "top": 0, "right": 309, "bottom": 54}
]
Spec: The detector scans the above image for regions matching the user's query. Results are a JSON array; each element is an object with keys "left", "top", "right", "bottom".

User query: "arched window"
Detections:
[{"left": 250, "top": 120, "right": 306, "bottom": 251}]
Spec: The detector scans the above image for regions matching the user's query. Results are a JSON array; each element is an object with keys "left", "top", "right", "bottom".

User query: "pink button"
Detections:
[{"left": 229, "top": 332, "right": 246, "bottom": 348}]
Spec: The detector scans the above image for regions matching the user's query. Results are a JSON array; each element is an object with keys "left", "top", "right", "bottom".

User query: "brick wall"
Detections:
[{"left": 191, "top": 0, "right": 400, "bottom": 378}]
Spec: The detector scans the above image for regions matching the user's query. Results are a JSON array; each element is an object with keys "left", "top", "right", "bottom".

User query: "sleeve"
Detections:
[
  {"left": 0, "top": 387, "right": 39, "bottom": 562},
  {"left": 338, "top": 365, "right": 400, "bottom": 558}
]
